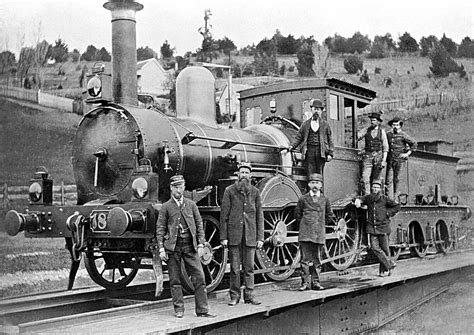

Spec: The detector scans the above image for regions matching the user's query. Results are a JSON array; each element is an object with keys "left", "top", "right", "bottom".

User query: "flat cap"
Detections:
[
  {"left": 237, "top": 162, "right": 252, "bottom": 172},
  {"left": 371, "top": 179, "right": 383, "bottom": 186},
  {"left": 170, "top": 175, "right": 185, "bottom": 186},
  {"left": 308, "top": 173, "right": 323, "bottom": 183}
]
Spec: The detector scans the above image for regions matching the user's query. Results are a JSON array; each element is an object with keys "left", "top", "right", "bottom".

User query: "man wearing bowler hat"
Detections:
[
  {"left": 386, "top": 117, "right": 417, "bottom": 199},
  {"left": 357, "top": 111, "right": 389, "bottom": 195},
  {"left": 156, "top": 175, "right": 216, "bottom": 318},
  {"left": 296, "top": 173, "right": 335, "bottom": 290},
  {"left": 220, "top": 162, "right": 264, "bottom": 306},
  {"left": 354, "top": 179, "right": 400, "bottom": 276},
  {"left": 289, "top": 99, "right": 334, "bottom": 179}
]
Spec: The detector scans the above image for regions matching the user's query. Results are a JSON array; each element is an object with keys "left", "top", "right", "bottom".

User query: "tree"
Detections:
[
  {"left": 49, "top": 38, "right": 69, "bottom": 63},
  {"left": 368, "top": 34, "right": 395, "bottom": 58},
  {"left": 70, "top": 49, "right": 81, "bottom": 62},
  {"left": 256, "top": 38, "right": 277, "bottom": 57},
  {"left": 275, "top": 33, "right": 300, "bottom": 54},
  {"left": 420, "top": 35, "right": 438, "bottom": 57},
  {"left": 440, "top": 34, "right": 457, "bottom": 57},
  {"left": 80, "top": 45, "right": 98, "bottom": 61},
  {"left": 0, "top": 50, "right": 15, "bottom": 74},
  {"left": 429, "top": 43, "right": 462, "bottom": 77},
  {"left": 160, "top": 41, "right": 174, "bottom": 59},
  {"left": 96, "top": 47, "right": 111, "bottom": 61},
  {"left": 347, "top": 32, "right": 371, "bottom": 54},
  {"left": 253, "top": 38, "right": 278, "bottom": 76},
  {"left": 325, "top": 34, "right": 349, "bottom": 54},
  {"left": 398, "top": 32, "right": 418, "bottom": 53},
  {"left": 17, "top": 47, "right": 35, "bottom": 87},
  {"left": 295, "top": 42, "right": 315, "bottom": 77},
  {"left": 458, "top": 37, "right": 474, "bottom": 58},
  {"left": 343, "top": 55, "right": 363, "bottom": 74},
  {"left": 217, "top": 36, "right": 236, "bottom": 63},
  {"left": 138, "top": 46, "right": 157, "bottom": 61},
  {"left": 312, "top": 41, "right": 330, "bottom": 77}
]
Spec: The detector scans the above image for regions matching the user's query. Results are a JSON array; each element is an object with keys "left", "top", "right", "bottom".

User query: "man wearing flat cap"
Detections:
[
  {"left": 354, "top": 179, "right": 400, "bottom": 276},
  {"left": 156, "top": 175, "right": 216, "bottom": 318},
  {"left": 289, "top": 99, "right": 334, "bottom": 179},
  {"left": 357, "top": 111, "right": 389, "bottom": 195},
  {"left": 220, "top": 162, "right": 264, "bottom": 306},
  {"left": 386, "top": 117, "right": 417, "bottom": 199},
  {"left": 295, "top": 173, "right": 335, "bottom": 290}
]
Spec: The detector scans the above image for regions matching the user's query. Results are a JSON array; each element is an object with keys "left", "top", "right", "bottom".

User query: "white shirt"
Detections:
[
  {"left": 310, "top": 119, "right": 320, "bottom": 132},
  {"left": 173, "top": 196, "right": 184, "bottom": 207},
  {"left": 310, "top": 190, "right": 321, "bottom": 198}
]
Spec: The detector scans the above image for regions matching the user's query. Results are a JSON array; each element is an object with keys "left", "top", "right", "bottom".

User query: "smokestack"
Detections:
[{"left": 103, "top": 0, "right": 143, "bottom": 105}]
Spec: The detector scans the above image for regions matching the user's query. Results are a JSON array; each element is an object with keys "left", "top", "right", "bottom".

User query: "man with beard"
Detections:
[
  {"left": 354, "top": 180, "right": 400, "bottom": 276},
  {"left": 156, "top": 175, "right": 216, "bottom": 318},
  {"left": 385, "top": 117, "right": 417, "bottom": 199},
  {"left": 296, "top": 173, "right": 335, "bottom": 291},
  {"left": 357, "top": 111, "right": 389, "bottom": 195},
  {"left": 220, "top": 162, "right": 264, "bottom": 306},
  {"left": 288, "top": 99, "right": 334, "bottom": 178}
]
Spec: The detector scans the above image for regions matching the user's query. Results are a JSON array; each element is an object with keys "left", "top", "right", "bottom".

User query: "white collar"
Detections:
[
  {"left": 310, "top": 190, "right": 321, "bottom": 197},
  {"left": 173, "top": 196, "right": 184, "bottom": 205}
]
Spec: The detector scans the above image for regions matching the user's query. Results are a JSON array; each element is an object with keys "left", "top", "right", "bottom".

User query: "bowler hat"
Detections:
[
  {"left": 308, "top": 173, "right": 323, "bottom": 183},
  {"left": 388, "top": 117, "right": 404, "bottom": 127},
  {"left": 311, "top": 99, "right": 324, "bottom": 109},
  {"left": 368, "top": 111, "right": 383, "bottom": 121},
  {"left": 237, "top": 162, "right": 252, "bottom": 172},
  {"left": 371, "top": 179, "right": 382, "bottom": 186},
  {"left": 170, "top": 175, "right": 185, "bottom": 186}
]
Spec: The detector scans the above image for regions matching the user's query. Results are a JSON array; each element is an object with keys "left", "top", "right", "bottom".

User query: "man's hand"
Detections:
[
  {"left": 198, "top": 245, "right": 204, "bottom": 258},
  {"left": 326, "top": 154, "right": 333, "bottom": 162},
  {"left": 354, "top": 199, "right": 362, "bottom": 208},
  {"left": 159, "top": 248, "right": 168, "bottom": 261},
  {"left": 400, "top": 153, "right": 410, "bottom": 159},
  {"left": 221, "top": 239, "right": 228, "bottom": 247},
  {"left": 256, "top": 241, "right": 264, "bottom": 249}
]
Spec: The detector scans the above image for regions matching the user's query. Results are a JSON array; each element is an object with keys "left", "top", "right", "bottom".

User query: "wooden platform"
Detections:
[{"left": 12, "top": 250, "right": 474, "bottom": 334}]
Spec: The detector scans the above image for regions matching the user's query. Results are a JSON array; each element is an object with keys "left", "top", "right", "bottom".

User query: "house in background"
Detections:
[{"left": 137, "top": 58, "right": 174, "bottom": 96}]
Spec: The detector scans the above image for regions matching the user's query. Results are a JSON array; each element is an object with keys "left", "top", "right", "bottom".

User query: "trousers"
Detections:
[
  {"left": 362, "top": 152, "right": 384, "bottom": 195},
  {"left": 370, "top": 233, "right": 395, "bottom": 273},
  {"left": 167, "top": 236, "right": 209, "bottom": 314},
  {"left": 228, "top": 243, "right": 256, "bottom": 301},
  {"left": 305, "top": 145, "right": 326, "bottom": 178},
  {"left": 386, "top": 158, "right": 404, "bottom": 199},
  {"left": 299, "top": 241, "right": 323, "bottom": 284}
]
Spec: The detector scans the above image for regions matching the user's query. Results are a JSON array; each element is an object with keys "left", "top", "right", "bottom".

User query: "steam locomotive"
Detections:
[{"left": 4, "top": 0, "right": 471, "bottom": 293}]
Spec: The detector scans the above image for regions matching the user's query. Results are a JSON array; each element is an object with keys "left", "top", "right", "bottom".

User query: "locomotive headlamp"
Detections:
[
  {"left": 132, "top": 177, "right": 148, "bottom": 199},
  {"left": 29, "top": 182, "right": 42, "bottom": 202},
  {"left": 87, "top": 75, "right": 102, "bottom": 97},
  {"left": 270, "top": 98, "right": 277, "bottom": 114}
]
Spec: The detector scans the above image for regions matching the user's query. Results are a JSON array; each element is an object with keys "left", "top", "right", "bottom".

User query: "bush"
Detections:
[
  {"left": 374, "top": 67, "right": 382, "bottom": 74},
  {"left": 343, "top": 55, "right": 363, "bottom": 74},
  {"left": 288, "top": 65, "right": 295, "bottom": 72},
  {"left": 429, "top": 44, "right": 463, "bottom": 77},
  {"left": 360, "top": 69, "right": 369, "bottom": 83}
]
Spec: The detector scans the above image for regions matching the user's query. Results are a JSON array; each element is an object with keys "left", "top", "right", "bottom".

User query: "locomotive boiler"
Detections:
[{"left": 4, "top": 0, "right": 471, "bottom": 293}]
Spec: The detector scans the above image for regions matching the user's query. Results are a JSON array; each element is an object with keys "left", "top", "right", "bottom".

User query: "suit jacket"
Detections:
[
  {"left": 296, "top": 193, "right": 335, "bottom": 244},
  {"left": 220, "top": 182, "right": 264, "bottom": 247},
  {"left": 360, "top": 193, "right": 400, "bottom": 235},
  {"left": 156, "top": 197, "right": 205, "bottom": 252},
  {"left": 291, "top": 119, "right": 334, "bottom": 159}
]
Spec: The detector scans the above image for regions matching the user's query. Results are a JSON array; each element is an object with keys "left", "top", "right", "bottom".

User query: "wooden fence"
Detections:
[
  {"left": 1, "top": 183, "right": 77, "bottom": 209},
  {"left": 363, "top": 92, "right": 452, "bottom": 114}
]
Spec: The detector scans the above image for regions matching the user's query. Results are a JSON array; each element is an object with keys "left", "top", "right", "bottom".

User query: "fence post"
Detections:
[
  {"left": 61, "top": 180, "right": 65, "bottom": 206},
  {"left": 3, "top": 182, "right": 10, "bottom": 209}
]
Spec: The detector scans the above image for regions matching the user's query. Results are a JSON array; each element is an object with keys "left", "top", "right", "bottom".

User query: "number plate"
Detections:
[{"left": 90, "top": 210, "right": 110, "bottom": 233}]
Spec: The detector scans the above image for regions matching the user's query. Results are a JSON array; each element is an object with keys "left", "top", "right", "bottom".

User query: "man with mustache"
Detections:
[
  {"left": 220, "top": 162, "right": 264, "bottom": 306},
  {"left": 354, "top": 180, "right": 400, "bottom": 276},
  {"left": 357, "top": 111, "right": 389, "bottom": 195},
  {"left": 296, "top": 173, "right": 335, "bottom": 291},
  {"left": 288, "top": 99, "right": 334, "bottom": 178},
  {"left": 156, "top": 175, "right": 216, "bottom": 318},
  {"left": 385, "top": 117, "right": 417, "bottom": 200}
]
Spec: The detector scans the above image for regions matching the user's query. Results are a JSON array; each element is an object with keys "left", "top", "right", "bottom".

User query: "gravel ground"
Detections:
[{"left": 376, "top": 268, "right": 474, "bottom": 334}]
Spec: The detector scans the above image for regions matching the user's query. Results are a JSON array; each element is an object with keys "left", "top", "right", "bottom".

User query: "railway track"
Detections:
[{"left": 3, "top": 249, "right": 471, "bottom": 334}]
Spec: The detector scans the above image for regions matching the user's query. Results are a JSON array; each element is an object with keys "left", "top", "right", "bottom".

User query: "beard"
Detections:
[{"left": 238, "top": 177, "right": 251, "bottom": 192}]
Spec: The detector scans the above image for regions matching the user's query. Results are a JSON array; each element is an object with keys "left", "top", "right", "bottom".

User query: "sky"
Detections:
[{"left": 0, "top": 0, "right": 473, "bottom": 57}]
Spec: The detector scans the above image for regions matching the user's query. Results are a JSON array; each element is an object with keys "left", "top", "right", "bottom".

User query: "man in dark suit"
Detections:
[
  {"left": 289, "top": 99, "right": 335, "bottom": 178},
  {"left": 156, "top": 175, "right": 216, "bottom": 318},
  {"left": 354, "top": 180, "right": 400, "bottom": 276},
  {"left": 220, "top": 162, "right": 264, "bottom": 306},
  {"left": 295, "top": 173, "right": 335, "bottom": 290}
]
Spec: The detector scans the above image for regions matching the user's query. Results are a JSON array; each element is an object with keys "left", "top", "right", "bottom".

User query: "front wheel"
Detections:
[{"left": 84, "top": 249, "right": 140, "bottom": 290}]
